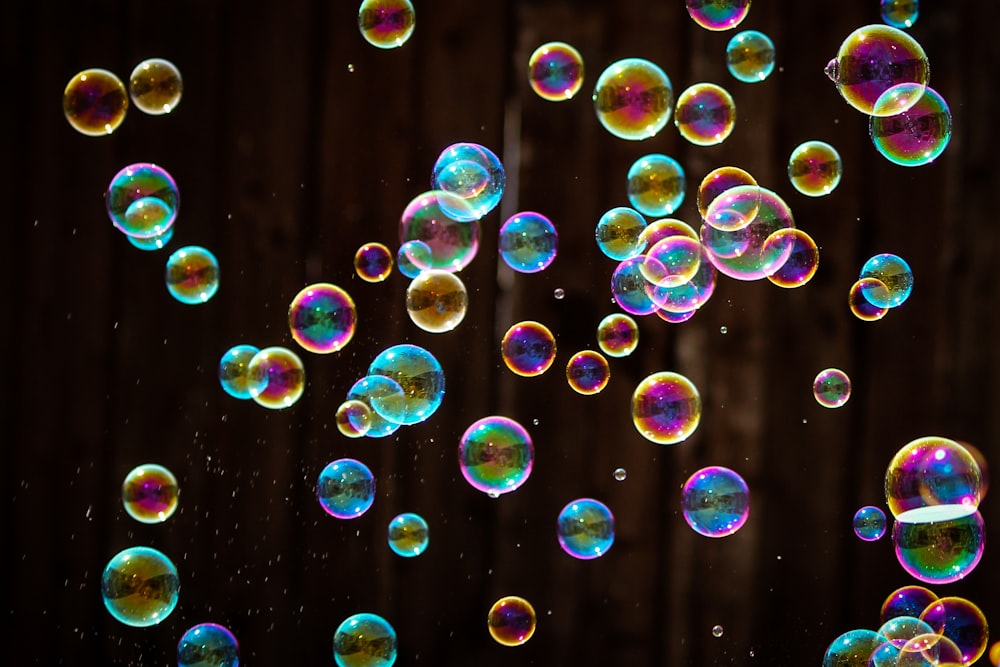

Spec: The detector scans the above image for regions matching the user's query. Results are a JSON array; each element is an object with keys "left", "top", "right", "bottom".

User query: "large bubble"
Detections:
[
  {"left": 317, "top": 458, "right": 376, "bottom": 519},
  {"left": 557, "top": 498, "right": 615, "bottom": 559},
  {"left": 288, "top": 283, "right": 357, "bottom": 353},
  {"left": 592, "top": 58, "right": 673, "bottom": 141},
  {"left": 101, "top": 546, "right": 180, "bottom": 627},
  {"left": 430, "top": 143, "right": 505, "bottom": 219},
  {"left": 885, "top": 436, "right": 982, "bottom": 522},
  {"left": 458, "top": 416, "right": 534, "bottom": 497},
  {"left": 631, "top": 371, "right": 702, "bottom": 444},
  {"left": 367, "top": 344, "right": 446, "bottom": 425},
  {"left": 870, "top": 85, "right": 951, "bottom": 167},
  {"left": 681, "top": 466, "right": 750, "bottom": 537},
  {"left": 333, "top": 612, "right": 397, "bottom": 667}
]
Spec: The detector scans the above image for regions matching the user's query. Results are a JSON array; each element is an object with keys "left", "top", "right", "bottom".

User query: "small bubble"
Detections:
[
  {"left": 712, "top": 625, "right": 724, "bottom": 638},
  {"left": 487, "top": 490, "right": 500, "bottom": 499},
  {"left": 720, "top": 326, "right": 728, "bottom": 334},
  {"left": 614, "top": 468, "right": 627, "bottom": 481},
  {"left": 347, "top": 64, "right": 355, "bottom": 73},
  {"left": 532, "top": 418, "right": 540, "bottom": 426},
  {"left": 554, "top": 288, "right": 565, "bottom": 300}
]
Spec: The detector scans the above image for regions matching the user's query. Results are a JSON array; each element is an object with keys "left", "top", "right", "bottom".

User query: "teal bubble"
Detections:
[
  {"left": 878, "top": 615, "right": 934, "bottom": 648},
  {"left": 431, "top": 143, "right": 505, "bottom": 219},
  {"left": 821, "top": 629, "right": 885, "bottom": 667},
  {"left": 166, "top": 246, "right": 220, "bottom": 304},
  {"left": 106, "top": 163, "right": 179, "bottom": 237},
  {"left": 219, "top": 344, "right": 266, "bottom": 400},
  {"left": 627, "top": 154, "right": 685, "bottom": 218},
  {"left": 870, "top": 86, "right": 951, "bottom": 167},
  {"left": 681, "top": 466, "right": 750, "bottom": 537},
  {"left": 177, "top": 623, "right": 239, "bottom": 667},
  {"left": 892, "top": 511, "right": 985, "bottom": 584},
  {"left": 881, "top": 0, "right": 918, "bottom": 29},
  {"left": 387, "top": 512, "right": 429, "bottom": 557},
  {"left": 499, "top": 211, "right": 558, "bottom": 273},
  {"left": 726, "top": 30, "right": 775, "bottom": 83},
  {"left": 347, "top": 376, "right": 403, "bottom": 438},
  {"left": 333, "top": 613, "right": 397, "bottom": 667},
  {"left": 317, "top": 458, "right": 376, "bottom": 519},
  {"left": 557, "top": 498, "right": 614, "bottom": 559},
  {"left": 123, "top": 196, "right": 174, "bottom": 239},
  {"left": 361, "top": 374, "right": 408, "bottom": 425},
  {"left": 126, "top": 223, "right": 173, "bottom": 251},
  {"left": 596, "top": 206, "right": 647, "bottom": 261},
  {"left": 368, "top": 344, "right": 445, "bottom": 425},
  {"left": 458, "top": 416, "right": 534, "bottom": 496},
  {"left": 396, "top": 239, "right": 433, "bottom": 279},
  {"left": 860, "top": 253, "right": 913, "bottom": 308},
  {"left": 101, "top": 546, "right": 180, "bottom": 627},
  {"left": 399, "top": 191, "right": 480, "bottom": 271}
]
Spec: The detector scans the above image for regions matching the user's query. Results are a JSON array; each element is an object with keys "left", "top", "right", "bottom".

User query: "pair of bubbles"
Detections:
[{"left": 849, "top": 253, "right": 914, "bottom": 321}]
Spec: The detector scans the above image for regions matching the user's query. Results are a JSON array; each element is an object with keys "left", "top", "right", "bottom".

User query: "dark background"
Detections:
[{"left": 3, "top": 1, "right": 999, "bottom": 664}]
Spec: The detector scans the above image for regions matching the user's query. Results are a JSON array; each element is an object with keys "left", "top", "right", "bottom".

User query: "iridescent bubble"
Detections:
[
  {"left": 860, "top": 253, "right": 913, "bottom": 308},
  {"left": 611, "top": 255, "right": 667, "bottom": 316},
  {"left": 657, "top": 308, "right": 697, "bottom": 324},
  {"left": 991, "top": 641, "right": 1000, "bottom": 667},
  {"left": 763, "top": 229, "right": 819, "bottom": 288},
  {"left": 488, "top": 596, "right": 537, "bottom": 646},
  {"left": 596, "top": 207, "right": 647, "bottom": 261},
  {"left": 355, "top": 242, "right": 394, "bottom": 283},
  {"left": 592, "top": 58, "right": 673, "bottom": 141},
  {"left": 123, "top": 196, "right": 174, "bottom": 239},
  {"left": 878, "top": 615, "right": 935, "bottom": 649},
  {"left": 396, "top": 240, "right": 433, "bottom": 279},
  {"left": 288, "top": 283, "right": 357, "bottom": 353},
  {"left": 177, "top": 623, "right": 239, "bottom": 667},
  {"left": 712, "top": 625, "right": 724, "bottom": 638},
  {"left": 882, "top": 586, "right": 939, "bottom": 624},
  {"left": 166, "top": 246, "right": 219, "bottom": 304},
  {"left": 788, "top": 141, "right": 842, "bottom": 197},
  {"left": 219, "top": 344, "right": 265, "bottom": 400},
  {"left": 626, "top": 154, "right": 686, "bottom": 218},
  {"left": 853, "top": 505, "right": 887, "bottom": 541},
  {"left": 685, "top": 0, "right": 751, "bottom": 31},
  {"left": 317, "top": 458, "right": 375, "bottom": 519},
  {"left": 701, "top": 187, "right": 795, "bottom": 281},
  {"left": 406, "top": 270, "right": 468, "bottom": 333},
  {"left": 697, "top": 166, "right": 757, "bottom": 220},
  {"left": 920, "top": 597, "right": 989, "bottom": 665},
  {"left": 895, "top": 634, "right": 950, "bottom": 667},
  {"left": 597, "top": 313, "right": 639, "bottom": 357},
  {"left": 726, "top": 30, "right": 775, "bottom": 83},
  {"left": 346, "top": 376, "right": 402, "bottom": 438},
  {"left": 358, "top": 0, "right": 415, "bottom": 49},
  {"left": 870, "top": 86, "right": 951, "bottom": 167},
  {"left": 126, "top": 224, "right": 174, "bottom": 251},
  {"left": 399, "top": 191, "right": 480, "bottom": 270},
  {"left": 357, "top": 375, "right": 407, "bottom": 425},
  {"left": 639, "top": 218, "right": 699, "bottom": 249},
  {"left": 430, "top": 143, "right": 505, "bottom": 220},
  {"left": 631, "top": 371, "right": 701, "bottom": 444},
  {"left": 122, "top": 464, "right": 178, "bottom": 524},
  {"left": 613, "top": 467, "right": 627, "bottom": 481},
  {"left": 106, "top": 163, "right": 179, "bottom": 237},
  {"left": 882, "top": 0, "right": 919, "bottom": 29},
  {"left": 869, "top": 641, "right": 901, "bottom": 667},
  {"left": 458, "top": 416, "right": 534, "bottom": 496},
  {"left": 367, "top": 344, "right": 446, "bottom": 426},
  {"left": 336, "top": 399, "right": 373, "bottom": 438},
  {"left": 528, "top": 42, "right": 584, "bottom": 101},
  {"left": 501, "top": 321, "right": 557, "bottom": 377},
  {"left": 656, "top": 246, "right": 718, "bottom": 314},
  {"left": 849, "top": 278, "right": 890, "bottom": 321},
  {"left": 333, "top": 613, "right": 397, "bottom": 667},
  {"left": 681, "top": 466, "right": 750, "bottom": 537},
  {"left": 675, "top": 83, "right": 736, "bottom": 146},
  {"left": 642, "top": 235, "right": 702, "bottom": 287},
  {"left": 566, "top": 350, "right": 610, "bottom": 395},
  {"left": 247, "top": 346, "right": 306, "bottom": 409},
  {"left": 101, "top": 546, "right": 180, "bottom": 627},
  {"left": 822, "top": 629, "right": 885, "bottom": 667},
  {"left": 813, "top": 368, "right": 851, "bottom": 408},
  {"left": 557, "top": 498, "right": 614, "bottom": 559},
  {"left": 704, "top": 183, "right": 761, "bottom": 232},
  {"left": 885, "top": 436, "right": 982, "bottom": 522},
  {"left": 892, "top": 511, "right": 985, "bottom": 584},
  {"left": 553, "top": 288, "right": 565, "bottom": 299},
  {"left": 63, "top": 68, "right": 127, "bottom": 136},
  {"left": 499, "top": 211, "right": 558, "bottom": 273},
  {"left": 388, "top": 512, "right": 429, "bottom": 557},
  {"left": 129, "top": 58, "right": 182, "bottom": 115}
]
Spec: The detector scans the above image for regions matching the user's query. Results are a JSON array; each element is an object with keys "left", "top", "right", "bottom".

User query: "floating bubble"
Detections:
[
  {"left": 597, "top": 313, "right": 639, "bottom": 357},
  {"left": 892, "top": 511, "right": 985, "bottom": 583},
  {"left": 611, "top": 255, "right": 668, "bottom": 316},
  {"left": 639, "top": 218, "right": 699, "bottom": 249},
  {"left": 882, "top": 586, "right": 939, "bottom": 624},
  {"left": 648, "top": 247, "right": 717, "bottom": 315},
  {"left": 860, "top": 253, "right": 913, "bottom": 308},
  {"left": 396, "top": 240, "right": 433, "bottom": 279},
  {"left": 685, "top": 0, "right": 751, "bottom": 31},
  {"left": 177, "top": 623, "right": 239, "bottom": 667},
  {"left": 701, "top": 187, "right": 795, "bottom": 281},
  {"left": 882, "top": 0, "right": 919, "bottom": 29},
  {"left": 431, "top": 143, "right": 505, "bottom": 220},
  {"left": 885, "top": 436, "right": 982, "bottom": 522},
  {"left": 129, "top": 58, "right": 182, "bottom": 115},
  {"left": 697, "top": 166, "right": 757, "bottom": 220},
  {"left": 596, "top": 207, "right": 647, "bottom": 261},
  {"left": 248, "top": 346, "right": 306, "bottom": 409},
  {"left": 553, "top": 288, "right": 565, "bottom": 299},
  {"left": 399, "top": 191, "right": 480, "bottom": 269},
  {"left": 333, "top": 613, "right": 397, "bottom": 667},
  {"left": 458, "top": 416, "right": 534, "bottom": 496},
  {"left": 166, "top": 246, "right": 219, "bottom": 304},
  {"left": 813, "top": 368, "right": 851, "bottom": 408},
  {"left": 712, "top": 625, "right": 724, "bottom": 638},
  {"left": 346, "top": 376, "right": 402, "bottom": 438},
  {"left": 853, "top": 505, "right": 887, "bottom": 541},
  {"left": 126, "top": 224, "right": 174, "bottom": 251},
  {"left": 317, "top": 459, "right": 375, "bottom": 519},
  {"left": 106, "top": 163, "right": 180, "bottom": 237},
  {"left": 657, "top": 307, "right": 697, "bottom": 323},
  {"left": 727, "top": 30, "right": 775, "bottom": 83},
  {"left": 566, "top": 350, "right": 610, "bottom": 395},
  {"left": 355, "top": 242, "right": 394, "bottom": 282},
  {"left": 368, "top": 344, "right": 446, "bottom": 425},
  {"left": 642, "top": 235, "right": 703, "bottom": 287},
  {"left": 920, "top": 597, "right": 989, "bottom": 665},
  {"left": 614, "top": 467, "right": 627, "bottom": 481},
  {"left": 63, "top": 68, "right": 128, "bottom": 136},
  {"left": 357, "top": 375, "right": 407, "bottom": 425},
  {"left": 627, "top": 154, "right": 686, "bottom": 218},
  {"left": 675, "top": 83, "right": 736, "bottom": 146},
  {"left": 849, "top": 278, "right": 890, "bottom": 321},
  {"left": 528, "top": 42, "right": 584, "bottom": 101},
  {"left": 288, "top": 283, "right": 357, "bottom": 353},
  {"left": 499, "top": 212, "right": 558, "bottom": 273},
  {"left": 358, "top": 0, "right": 415, "bottom": 49},
  {"left": 488, "top": 596, "right": 537, "bottom": 646},
  {"left": 704, "top": 183, "right": 761, "bottom": 232},
  {"left": 870, "top": 86, "right": 951, "bottom": 167},
  {"left": 501, "top": 321, "right": 557, "bottom": 377},
  {"left": 878, "top": 615, "right": 935, "bottom": 649},
  {"left": 218, "top": 345, "right": 265, "bottom": 399},
  {"left": 682, "top": 466, "right": 750, "bottom": 537},
  {"left": 406, "top": 270, "right": 468, "bottom": 333},
  {"left": 388, "top": 512, "right": 429, "bottom": 557},
  {"left": 592, "top": 58, "right": 673, "bottom": 141},
  {"left": 763, "top": 229, "right": 819, "bottom": 288},
  {"left": 896, "top": 634, "right": 953, "bottom": 667},
  {"left": 122, "top": 464, "right": 178, "bottom": 524},
  {"left": 101, "top": 546, "right": 180, "bottom": 627},
  {"left": 631, "top": 371, "right": 701, "bottom": 444},
  {"left": 123, "top": 196, "right": 174, "bottom": 239},
  {"left": 822, "top": 629, "right": 885, "bottom": 667},
  {"left": 336, "top": 399, "right": 373, "bottom": 438},
  {"left": 557, "top": 498, "right": 614, "bottom": 559},
  {"left": 788, "top": 141, "right": 842, "bottom": 197}
]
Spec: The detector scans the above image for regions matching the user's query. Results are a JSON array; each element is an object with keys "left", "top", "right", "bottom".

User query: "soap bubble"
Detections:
[
  {"left": 122, "top": 464, "right": 179, "bottom": 524},
  {"left": 219, "top": 344, "right": 265, "bottom": 400},
  {"left": 870, "top": 86, "right": 951, "bottom": 167},
  {"left": 685, "top": 0, "right": 751, "bottom": 31},
  {"left": 123, "top": 196, "right": 174, "bottom": 239},
  {"left": 388, "top": 512, "right": 429, "bottom": 557},
  {"left": 853, "top": 505, "right": 887, "bottom": 541},
  {"left": 813, "top": 368, "right": 851, "bottom": 408},
  {"left": 499, "top": 212, "right": 558, "bottom": 273},
  {"left": 885, "top": 436, "right": 982, "bottom": 522},
  {"left": 355, "top": 242, "right": 394, "bottom": 282},
  {"left": 566, "top": 350, "right": 610, "bottom": 395},
  {"left": 400, "top": 191, "right": 480, "bottom": 270},
  {"left": 396, "top": 240, "right": 434, "bottom": 279},
  {"left": 458, "top": 416, "right": 534, "bottom": 496},
  {"left": 881, "top": 0, "right": 919, "bottom": 29},
  {"left": 346, "top": 377, "right": 402, "bottom": 438},
  {"left": 336, "top": 399, "right": 373, "bottom": 438},
  {"left": 288, "top": 283, "right": 357, "bottom": 353},
  {"left": 593, "top": 58, "right": 673, "bottom": 140},
  {"left": 166, "top": 246, "right": 220, "bottom": 304},
  {"left": 368, "top": 344, "right": 446, "bottom": 425},
  {"left": 920, "top": 597, "right": 989, "bottom": 665},
  {"left": 596, "top": 206, "right": 647, "bottom": 261},
  {"left": 528, "top": 42, "right": 584, "bottom": 101},
  {"left": 860, "top": 253, "right": 913, "bottom": 308},
  {"left": 878, "top": 615, "right": 935, "bottom": 649},
  {"left": 788, "top": 141, "right": 842, "bottom": 197},
  {"left": 712, "top": 625, "right": 724, "bottom": 638},
  {"left": 358, "top": 0, "right": 415, "bottom": 49},
  {"left": 868, "top": 640, "right": 901, "bottom": 667},
  {"left": 557, "top": 498, "right": 614, "bottom": 559},
  {"left": 821, "top": 629, "right": 885, "bottom": 667},
  {"left": 356, "top": 375, "right": 407, "bottom": 425},
  {"left": 501, "top": 321, "right": 557, "bottom": 377},
  {"left": 317, "top": 458, "right": 375, "bottom": 519},
  {"left": 101, "top": 546, "right": 180, "bottom": 627},
  {"left": 642, "top": 235, "right": 703, "bottom": 287},
  {"left": 701, "top": 187, "right": 794, "bottom": 281},
  {"left": 631, "top": 371, "right": 701, "bottom": 444},
  {"left": 681, "top": 466, "right": 750, "bottom": 537},
  {"left": 126, "top": 225, "right": 174, "bottom": 251},
  {"left": 597, "top": 313, "right": 639, "bottom": 357},
  {"left": 626, "top": 154, "right": 685, "bottom": 218},
  {"left": 431, "top": 143, "right": 505, "bottom": 219},
  {"left": 726, "top": 30, "right": 775, "bottom": 83},
  {"left": 613, "top": 468, "right": 627, "bottom": 481},
  {"left": 703, "top": 183, "right": 761, "bottom": 232},
  {"left": 129, "top": 58, "right": 182, "bottom": 115},
  {"left": 488, "top": 596, "right": 537, "bottom": 646},
  {"left": 674, "top": 83, "right": 736, "bottom": 146},
  {"left": 611, "top": 255, "right": 668, "bottom": 316},
  {"left": 696, "top": 166, "right": 757, "bottom": 220},
  {"left": 106, "top": 163, "right": 179, "bottom": 237},
  {"left": 639, "top": 218, "right": 699, "bottom": 249},
  {"left": 763, "top": 229, "right": 819, "bottom": 288},
  {"left": 406, "top": 270, "right": 468, "bottom": 333},
  {"left": 63, "top": 68, "right": 128, "bottom": 136},
  {"left": 892, "top": 511, "right": 985, "bottom": 583},
  {"left": 248, "top": 346, "right": 306, "bottom": 409},
  {"left": 849, "top": 278, "right": 890, "bottom": 321},
  {"left": 881, "top": 586, "right": 939, "bottom": 624},
  {"left": 333, "top": 613, "right": 397, "bottom": 667},
  {"left": 177, "top": 623, "right": 239, "bottom": 667}
]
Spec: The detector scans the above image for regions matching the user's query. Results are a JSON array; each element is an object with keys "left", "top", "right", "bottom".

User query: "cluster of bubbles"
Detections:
[{"left": 848, "top": 253, "right": 914, "bottom": 321}]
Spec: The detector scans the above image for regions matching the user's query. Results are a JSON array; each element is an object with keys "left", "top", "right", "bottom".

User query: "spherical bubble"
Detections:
[
  {"left": 614, "top": 467, "right": 627, "bottom": 481},
  {"left": 860, "top": 253, "right": 914, "bottom": 308},
  {"left": 101, "top": 546, "right": 180, "bottom": 627},
  {"left": 712, "top": 625, "right": 724, "bottom": 638},
  {"left": 920, "top": 597, "right": 988, "bottom": 665},
  {"left": 882, "top": 586, "right": 939, "bottom": 624},
  {"left": 501, "top": 321, "right": 557, "bottom": 377},
  {"left": 431, "top": 143, "right": 505, "bottom": 220},
  {"left": 764, "top": 229, "right": 819, "bottom": 288},
  {"left": 727, "top": 30, "right": 775, "bottom": 83},
  {"left": 631, "top": 371, "right": 702, "bottom": 444},
  {"left": 499, "top": 212, "right": 558, "bottom": 273},
  {"left": 878, "top": 615, "right": 935, "bottom": 648},
  {"left": 528, "top": 42, "right": 584, "bottom": 101},
  {"left": 685, "top": 0, "right": 751, "bottom": 31},
  {"left": 892, "top": 511, "right": 985, "bottom": 583},
  {"left": 566, "top": 350, "right": 610, "bottom": 395},
  {"left": 592, "top": 58, "right": 674, "bottom": 141},
  {"left": 869, "top": 640, "right": 901, "bottom": 667},
  {"left": 648, "top": 247, "right": 717, "bottom": 315},
  {"left": 704, "top": 183, "right": 761, "bottom": 232},
  {"left": 991, "top": 641, "right": 1000, "bottom": 667},
  {"left": 611, "top": 255, "right": 668, "bottom": 316},
  {"left": 63, "top": 68, "right": 128, "bottom": 136},
  {"left": 675, "top": 83, "right": 736, "bottom": 146},
  {"left": 317, "top": 459, "right": 375, "bottom": 519},
  {"left": 129, "top": 58, "right": 182, "bottom": 115},
  {"left": 405, "top": 270, "right": 468, "bottom": 333},
  {"left": 347, "top": 377, "right": 402, "bottom": 438},
  {"left": 177, "top": 623, "right": 239, "bottom": 667},
  {"left": 642, "top": 236, "right": 702, "bottom": 287},
  {"left": 870, "top": 86, "right": 951, "bottom": 166},
  {"left": 701, "top": 187, "right": 795, "bottom": 281},
  {"left": 396, "top": 240, "right": 433, "bottom": 279},
  {"left": 597, "top": 313, "right": 639, "bottom": 357},
  {"left": 488, "top": 596, "right": 537, "bottom": 646},
  {"left": 288, "top": 283, "right": 357, "bottom": 353},
  {"left": 885, "top": 436, "right": 983, "bottom": 522},
  {"left": 849, "top": 278, "right": 890, "bottom": 321},
  {"left": 333, "top": 613, "right": 397, "bottom": 667},
  {"left": 126, "top": 224, "right": 174, "bottom": 251},
  {"left": 681, "top": 466, "right": 750, "bottom": 537},
  {"left": 824, "top": 24, "right": 929, "bottom": 116},
  {"left": 123, "top": 196, "right": 174, "bottom": 239},
  {"left": 355, "top": 242, "right": 394, "bottom": 282},
  {"left": 458, "top": 416, "right": 534, "bottom": 496},
  {"left": 896, "top": 634, "right": 953, "bottom": 667},
  {"left": 219, "top": 344, "right": 266, "bottom": 399},
  {"left": 357, "top": 374, "right": 407, "bottom": 425},
  {"left": 367, "top": 344, "right": 446, "bottom": 426},
  {"left": 813, "top": 368, "right": 851, "bottom": 408},
  {"left": 336, "top": 399, "right": 373, "bottom": 438},
  {"left": 596, "top": 206, "right": 647, "bottom": 261},
  {"left": 639, "top": 218, "right": 699, "bottom": 249},
  {"left": 166, "top": 246, "right": 219, "bottom": 304},
  {"left": 553, "top": 288, "right": 565, "bottom": 299},
  {"left": 358, "top": 0, "right": 414, "bottom": 49},
  {"left": 247, "top": 346, "right": 306, "bottom": 409},
  {"left": 388, "top": 513, "right": 429, "bottom": 557},
  {"left": 627, "top": 154, "right": 686, "bottom": 218},
  {"left": 788, "top": 141, "right": 842, "bottom": 197},
  {"left": 122, "top": 464, "right": 178, "bottom": 524},
  {"left": 557, "top": 498, "right": 615, "bottom": 559},
  {"left": 399, "top": 191, "right": 480, "bottom": 270},
  {"left": 821, "top": 629, "right": 885, "bottom": 667},
  {"left": 853, "top": 506, "right": 887, "bottom": 541},
  {"left": 106, "top": 163, "right": 180, "bottom": 237},
  {"left": 697, "top": 166, "right": 757, "bottom": 220},
  {"left": 882, "top": 0, "right": 919, "bottom": 29}
]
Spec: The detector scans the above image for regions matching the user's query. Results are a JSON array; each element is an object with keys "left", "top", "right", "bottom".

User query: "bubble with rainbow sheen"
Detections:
[
  {"left": 704, "top": 183, "right": 761, "bottom": 232},
  {"left": 355, "top": 374, "right": 407, "bottom": 425},
  {"left": 355, "top": 242, "right": 393, "bottom": 282},
  {"left": 566, "top": 350, "right": 610, "bottom": 395},
  {"left": 824, "top": 24, "right": 929, "bottom": 116},
  {"left": 881, "top": 0, "right": 918, "bottom": 29},
  {"left": 219, "top": 344, "right": 266, "bottom": 400},
  {"left": 346, "top": 377, "right": 402, "bottom": 438},
  {"left": 388, "top": 512, "right": 429, "bottom": 557},
  {"left": 882, "top": 586, "right": 939, "bottom": 624},
  {"left": 129, "top": 58, "right": 182, "bottom": 115},
  {"left": 685, "top": 0, "right": 751, "bottom": 31},
  {"left": 675, "top": 83, "right": 736, "bottom": 146},
  {"left": 885, "top": 436, "right": 983, "bottom": 522},
  {"left": 122, "top": 196, "right": 174, "bottom": 239},
  {"left": 406, "top": 269, "right": 468, "bottom": 333},
  {"left": 868, "top": 641, "right": 901, "bottom": 667},
  {"left": 813, "top": 368, "right": 851, "bottom": 408},
  {"left": 501, "top": 321, "right": 556, "bottom": 377},
  {"left": 892, "top": 510, "right": 985, "bottom": 584},
  {"left": 399, "top": 191, "right": 480, "bottom": 270},
  {"left": 333, "top": 613, "right": 397, "bottom": 667},
  {"left": 247, "top": 346, "right": 305, "bottom": 409},
  {"left": 681, "top": 466, "right": 750, "bottom": 537},
  {"left": 726, "top": 30, "right": 775, "bottom": 83},
  {"left": 106, "top": 163, "right": 179, "bottom": 237},
  {"left": 920, "top": 597, "right": 989, "bottom": 665},
  {"left": 645, "top": 247, "right": 715, "bottom": 315},
  {"left": 358, "top": 0, "right": 414, "bottom": 49},
  {"left": 597, "top": 313, "right": 639, "bottom": 358},
  {"left": 611, "top": 255, "right": 668, "bottom": 316},
  {"left": 488, "top": 596, "right": 537, "bottom": 646},
  {"left": 528, "top": 42, "right": 584, "bottom": 101},
  {"left": 121, "top": 463, "right": 178, "bottom": 524},
  {"left": 101, "top": 546, "right": 180, "bottom": 627},
  {"left": 126, "top": 224, "right": 174, "bottom": 251},
  {"left": 64, "top": 68, "right": 128, "bottom": 136},
  {"left": 499, "top": 211, "right": 558, "bottom": 273},
  {"left": 317, "top": 458, "right": 375, "bottom": 519},
  {"left": 288, "top": 283, "right": 356, "bottom": 353},
  {"left": 336, "top": 399, "right": 373, "bottom": 438},
  {"left": 431, "top": 143, "right": 505, "bottom": 220},
  {"left": 878, "top": 615, "right": 935, "bottom": 649},
  {"left": 166, "top": 246, "right": 219, "bottom": 304},
  {"left": 860, "top": 253, "right": 913, "bottom": 309},
  {"left": 631, "top": 371, "right": 701, "bottom": 445},
  {"left": 894, "top": 635, "right": 953, "bottom": 667},
  {"left": 557, "top": 498, "right": 614, "bottom": 559},
  {"left": 764, "top": 229, "right": 818, "bottom": 288},
  {"left": 642, "top": 235, "right": 702, "bottom": 288},
  {"left": 853, "top": 505, "right": 887, "bottom": 541},
  {"left": 396, "top": 240, "right": 433, "bottom": 279},
  {"left": 458, "top": 416, "right": 534, "bottom": 497},
  {"left": 627, "top": 154, "right": 685, "bottom": 218},
  {"left": 702, "top": 187, "right": 794, "bottom": 281},
  {"left": 177, "top": 622, "right": 239, "bottom": 667},
  {"left": 788, "top": 141, "right": 842, "bottom": 197},
  {"left": 367, "top": 344, "right": 446, "bottom": 426},
  {"left": 849, "top": 278, "right": 889, "bottom": 321},
  {"left": 697, "top": 166, "right": 757, "bottom": 220},
  {"left": 639, "top": 218, "right": 699, "bottom": 249},
  {"left": 592, "top": 58, "right": 673, "bottom": 141},
  {"left": 596, "top": 206, "right": 647, "bottom": 261},
  {"left": 821, "top": 629, "right": 886, "bottom": 667},
  {"left": 870, "top": 86, "right": 951, "bottom": 167}
]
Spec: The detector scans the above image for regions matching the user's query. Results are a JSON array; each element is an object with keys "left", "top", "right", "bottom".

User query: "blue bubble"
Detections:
[
  {"left": 557, "top": 498, "right": 615, "bottom": 559},
  {"left": 347, "top": 377, "right": 403, "bottom": 438},
  {"left": 177, "top": 622, "right": 240, "bottom": 667},
  {"left": 101, "top": 546, "right": 180, "bottom": 627},
  {"left": 822, "top": 629, "right": 886, "bottom": 667},
  {"left": 726, "top": 30, "right": 776, "bottom": 83},
  {"left": 126, "top": 223, "right": 174, "bottom": 251},
  {"left": 596, "top": 207, "right": 647, "bottom": 261},
  {"left": 317, "top": 458, "right": 376, "bottom": 519},
  {"left": 218, "top": 344, "right": 266, "bottom": 400},
  {"left": 334, "top": 613, "right": 397, "bottom": 667},
  {"left": 387, "top": 513, "right": 430, "bottom": 557},
  {"left": 367, "top": 344, "right": 445, "bottom": 425},
  {"left": 499, "top": 211, "right": 558, "bottom": 273},
  {"left": 853, "top": 505, "right": 887, "bottom": 541},
  {"left": 431, "top": 143, "right": 505, "bottom": 220},
  {"left": 627, "top": 154, "right": 685, "bottom": 217},
  {"left": 859, "top": 253, "right": 913, "bottom": 308}
]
